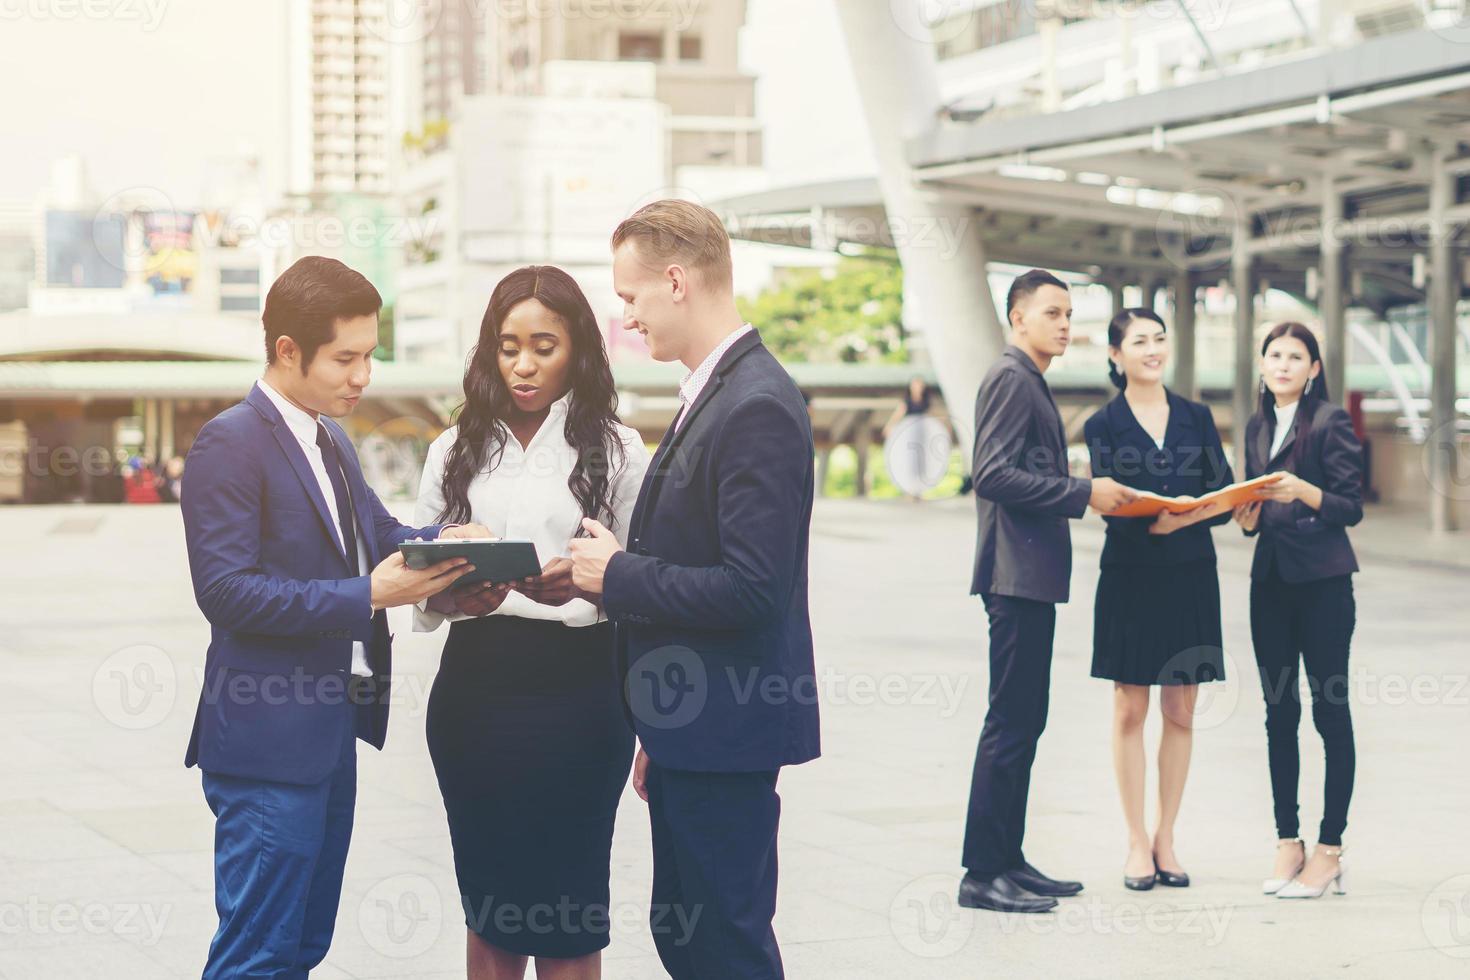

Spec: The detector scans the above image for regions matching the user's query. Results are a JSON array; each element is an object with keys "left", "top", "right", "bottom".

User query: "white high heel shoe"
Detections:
[
  {"left": 1276, "top": 845, "right": 1346, "bottom": 899},
  {"left": 1262, "top": 838, "right": 1306, "bottom": 895}
]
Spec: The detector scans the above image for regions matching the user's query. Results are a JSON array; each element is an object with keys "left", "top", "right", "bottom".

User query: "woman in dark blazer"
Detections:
[
  {"left": 1084, "top": 308, "right": 1234, "bottom": 891},
  {"left": 1234, "top": 321, "right": 1363, "bottom": 901}
]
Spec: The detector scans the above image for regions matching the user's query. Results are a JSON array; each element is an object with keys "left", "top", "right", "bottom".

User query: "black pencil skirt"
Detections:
[
  {"left": 1091, "top": 560, "right": 1226, "bottom": 686},
  {"left": 426, "top": 615, "right": 635, "bottom": 958}
]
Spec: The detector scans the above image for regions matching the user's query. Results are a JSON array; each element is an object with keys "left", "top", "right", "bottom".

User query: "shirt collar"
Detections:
[
  {"left": 256, "top": 378, "right": 323, "bottom": 446},
  {"left": 1002, "top": 344, "right": 1045, "bottom": 379},
  {"left": 679, "top": 323, "right": 754, "bottom": 404}
]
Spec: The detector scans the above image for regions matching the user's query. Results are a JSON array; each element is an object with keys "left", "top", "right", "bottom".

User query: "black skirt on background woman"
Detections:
[
  {"left": 1092, "top": 560, "right": 1224, "bottom": 685},
  {"left": 1084, "top": 390, "right": 1233, "bottom": 686},
  {"left": 426, "top": 615, "right": 635, "bottom": 958}
]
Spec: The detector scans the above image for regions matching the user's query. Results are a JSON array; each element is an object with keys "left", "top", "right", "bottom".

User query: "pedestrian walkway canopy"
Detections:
[{"left": 717, "top": 23, "right": 1470, "bottom": 531}]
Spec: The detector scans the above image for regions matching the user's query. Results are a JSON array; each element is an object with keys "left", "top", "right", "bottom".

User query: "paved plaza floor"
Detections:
[{"left": 2, "top": 496, "right": 1468, "bottom": 978}]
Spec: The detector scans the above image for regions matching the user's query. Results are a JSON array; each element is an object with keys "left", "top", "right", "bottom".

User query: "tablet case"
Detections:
[{"left": 398, "top": 539, "right": 542, "bottom": 586}]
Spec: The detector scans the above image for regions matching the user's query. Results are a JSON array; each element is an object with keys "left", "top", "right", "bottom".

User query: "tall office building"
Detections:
[
  {"left": 489, "top": 0, "right": 761, "bottom": 171},
  {"left": 418, "top": 0, "right": 488, "bottom": 127},
  {"left": 286, "top": 0, "right": 392, "bottom": 197},
  {"left": 405, "top": 0, "right": 761, "bottom": 174},
  {"left": 391, "top": 0, "right": 773, "bottom": 364}
]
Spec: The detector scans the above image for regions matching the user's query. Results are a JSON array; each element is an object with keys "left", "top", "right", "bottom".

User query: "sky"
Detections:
[{"left": 0, "top": 0, "right": 876, "bottom": 208}]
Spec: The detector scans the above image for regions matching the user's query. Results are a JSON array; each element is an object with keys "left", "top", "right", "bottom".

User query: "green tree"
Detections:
[
  {"left": 737, "top": 256, "right": 906, "bottom": 363},
  {"left": 375, "top": 304, "right": 394, "bottom": 362}
]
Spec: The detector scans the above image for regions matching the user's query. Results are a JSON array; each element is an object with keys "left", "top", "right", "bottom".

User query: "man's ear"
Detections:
[
  {"left": 274, "top": 335, "right": 299, "bottom": 368},
  {"left": 666, "top": 263, "right": 688, "bottom": 302}
]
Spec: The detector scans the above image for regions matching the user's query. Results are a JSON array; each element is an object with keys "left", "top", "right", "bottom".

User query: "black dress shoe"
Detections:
[
  {"left": 957, "top": 873, "right": 1058, "bottom": 914},
  {"left": 1006, "top": 860, "right": 1084, "bottom": 897},
  {"left": 1154, "top": 867, "right": 1191, "bottom": 888}
]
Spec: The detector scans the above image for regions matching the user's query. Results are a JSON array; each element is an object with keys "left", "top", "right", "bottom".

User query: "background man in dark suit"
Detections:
[
  {"left": 181, "top": 257, "right": 489, "bottom": 977},
  {"left": 960, "top": 269, "right": 1137, "bottom": 913},
  {"left": 570, "top": 200, "right": 819, "bottom": 979}
]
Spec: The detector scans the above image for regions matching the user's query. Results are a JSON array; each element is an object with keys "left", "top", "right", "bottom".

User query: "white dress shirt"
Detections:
[
  {"left": 1270, "top": 399, "right": 1299, "bottom": 459},
  {"left": 255, "top": 379, "right": 373, "bottom": 676},
  {"left": 413, "top": 392, "right": 650, "bottom": 631},
  {"left": 675, "top": 323, "right": 754, "bottom": 432}
]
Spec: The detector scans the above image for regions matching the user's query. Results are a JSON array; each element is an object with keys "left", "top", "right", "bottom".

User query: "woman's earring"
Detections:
[
  {"left": 1258, "top": 377, "right": 1266, "bottom": 395},
  {"left": 1304, "top": 377, "right": 1314, "bottom": 397}
]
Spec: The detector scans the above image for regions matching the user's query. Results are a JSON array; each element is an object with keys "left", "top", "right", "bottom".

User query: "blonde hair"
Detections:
[{"left": 611, "top": 199, "right": 734, "bottom": 291}]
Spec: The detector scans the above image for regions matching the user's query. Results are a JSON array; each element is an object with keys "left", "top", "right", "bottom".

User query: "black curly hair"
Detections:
[{"left": 435, "top": 265, "right": 626, "bottom": 531}]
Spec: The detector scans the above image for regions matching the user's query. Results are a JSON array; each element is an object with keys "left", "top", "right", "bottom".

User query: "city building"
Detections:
[
  {"left": 392, "top": 0, "right": 775, "bottom": 364},
  {"left": 286, "top": 0, "right": 392, "bottom": 198}
]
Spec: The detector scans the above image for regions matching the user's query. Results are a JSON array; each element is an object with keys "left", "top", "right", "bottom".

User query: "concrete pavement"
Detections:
[{"left": 2, "top": 497, "right": 1468, "bottom": 978}]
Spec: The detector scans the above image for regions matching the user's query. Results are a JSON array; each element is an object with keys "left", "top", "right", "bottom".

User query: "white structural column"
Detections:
[
  {"left": 1320, "top": 177, "right": 1348, "bottom": 404},
  {"left": 1232, "top": 215, "right": 1257, "bottom": 478},
  {"left": 1108, "top": 278, "right": 1127, "bottom": 318},
  {"left": 833, "top": 0, "right": 1004, "bottom": 455},
  {"left": 1427, "top": 145, "right": 1460, "bottom": 533},
  {"left": 1172, "top": 271, "right": 1198, "bottom": 402}
]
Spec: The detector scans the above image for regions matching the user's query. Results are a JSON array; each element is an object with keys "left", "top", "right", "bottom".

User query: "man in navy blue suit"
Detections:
[
  {"left": 570, "top": 201, "right": 820, "bottom": 979},
  {"left": 181, "top": 256, "right": 489, "bottom": 978}
]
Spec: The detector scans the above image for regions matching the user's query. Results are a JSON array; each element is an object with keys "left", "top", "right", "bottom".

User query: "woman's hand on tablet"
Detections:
[{"left": 452, "top": 580, "right": 513, "bottom": 617}]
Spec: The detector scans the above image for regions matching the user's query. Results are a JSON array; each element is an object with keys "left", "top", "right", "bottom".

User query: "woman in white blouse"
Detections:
[{"left": 413, "top": 265, "right": 649, "bottom": 980}]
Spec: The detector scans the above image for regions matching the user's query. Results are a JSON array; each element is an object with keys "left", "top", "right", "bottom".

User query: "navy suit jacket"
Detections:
[
  {"left": 603, "top": 330, "right": 821, "bottom": 773},
  {"left": 1083, "top": 390, "right": 1234, "bottom": 567},
  {"left": 1243, "top": 400, "right": 1363, "bottom": 582},
  {"left": 181, "top": 384, "right": 447, "bottom": 784},
  {"left": 969, "top": 346, "right": 1092, "bottom": 604}
]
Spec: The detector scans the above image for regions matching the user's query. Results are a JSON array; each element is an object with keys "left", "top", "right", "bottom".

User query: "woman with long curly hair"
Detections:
[{"left": 413, "top": 265, "right": 649, "bottom": 979}]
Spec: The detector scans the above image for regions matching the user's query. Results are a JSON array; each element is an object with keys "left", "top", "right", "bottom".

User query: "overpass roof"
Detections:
[{"left": 717, "top": 26, "right": 1470, "bottom": 315}]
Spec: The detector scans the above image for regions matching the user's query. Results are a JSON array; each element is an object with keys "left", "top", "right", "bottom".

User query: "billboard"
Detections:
[{"left": 140, "top": 210, "right": 198, "bottom": 297}]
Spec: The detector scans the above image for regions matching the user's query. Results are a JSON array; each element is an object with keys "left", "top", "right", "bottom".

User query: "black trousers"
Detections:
[
  {"left": 962, "top": 593, "right": 1056, "bottom": 876},
  {"left": 646, "top": 762, "right": 783, "bottom": 980},
  {"left": 1249, "top": 569, "right": 1357, "bottom": 846}
]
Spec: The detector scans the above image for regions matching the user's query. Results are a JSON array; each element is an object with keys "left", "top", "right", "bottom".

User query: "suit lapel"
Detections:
[
  {"left": 247, "top": 385, "right": 352, "bottom": 561},
  {"left": 267, "top": 418, "right": 342, "bottom": 554},
  {"left": 1265, "top": 403, "right": 1304, "bottom": 469},
  {"left": 1251, "top": 413, "right": 1272, "bottom": 475},
  {"left": 633, "top": 330, "right": 763, "bottom": 535},
  {"left": 629, "top": 412, "right": 682, "bottom": 541}
]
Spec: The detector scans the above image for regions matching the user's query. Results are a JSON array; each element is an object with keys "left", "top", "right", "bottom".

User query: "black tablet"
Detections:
[{"left": 398, "top": 538, "right": 542, "bottom": 586}]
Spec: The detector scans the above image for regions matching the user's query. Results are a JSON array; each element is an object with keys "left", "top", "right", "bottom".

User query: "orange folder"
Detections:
[{"left": 1106, "top": 473, "right": 1284, "bottom": 518}]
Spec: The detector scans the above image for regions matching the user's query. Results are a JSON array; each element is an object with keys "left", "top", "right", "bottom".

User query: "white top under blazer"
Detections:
[{"left": 412, "top": 392, "right": 650, "bottom": 631}]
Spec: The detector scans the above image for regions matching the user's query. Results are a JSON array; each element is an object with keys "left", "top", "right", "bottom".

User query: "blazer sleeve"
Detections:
[
  {"left": 412, "top": 432, "right": 468, "bottom": 633},
  {"left": 1241, "top": 415, "right": 1261, "bottom": 537},
  {"left": 603, "top": 394, "right": 808, "bottom": 635},
  {"left": 370, "top": 486, "right": 446, "bottom": 555},
  {"left": 1083, "top": 409, "right": 1149, "bottom": 538},
  {"left": 181, "top": 420, "right": 374, "bottom": 641},
  {"left": 1314, "top": 407, "right": 1365, "bottom": 528},
  {"left": 1199, "top": 404, "right": 1235, "bottom": 528},
  {"left": 971, "top": 369, "right": 1090, "bottom": 517}
]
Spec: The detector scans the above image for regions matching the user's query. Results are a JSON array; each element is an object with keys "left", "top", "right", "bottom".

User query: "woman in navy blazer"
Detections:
[
  {"left": 1084, "top": 308, "right": 1234, "bottom": 892},
  {"left": 1234, "top": 321, "right": 1363, "bottom": 900}
]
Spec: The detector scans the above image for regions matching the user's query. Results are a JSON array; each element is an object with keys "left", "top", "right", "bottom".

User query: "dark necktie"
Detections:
[{"left": 315, "top": 423, "right": 360, "bottom": 575}]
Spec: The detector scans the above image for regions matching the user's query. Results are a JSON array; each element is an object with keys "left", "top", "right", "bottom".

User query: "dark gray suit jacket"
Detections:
[{"left": 969, "top": 346, "right": 1092, "bottom": 604}]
